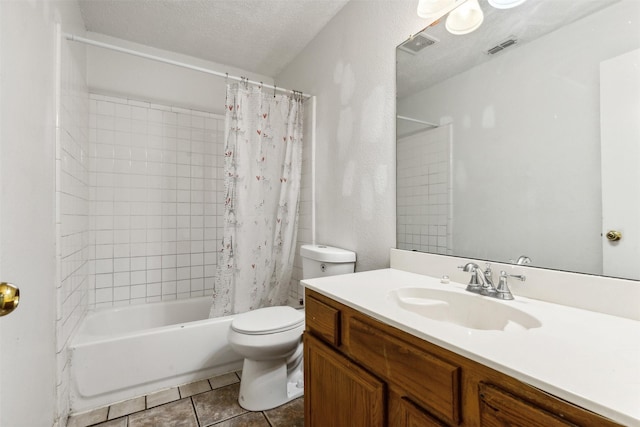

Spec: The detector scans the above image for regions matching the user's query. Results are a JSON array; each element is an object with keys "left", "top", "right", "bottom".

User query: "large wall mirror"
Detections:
[{"left": 396, "top": 0, "right": 640, "bottom": 280}]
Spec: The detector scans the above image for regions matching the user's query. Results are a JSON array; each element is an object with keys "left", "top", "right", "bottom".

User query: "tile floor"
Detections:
[{"left": 66, "top": 372, "right": 304, "bottom": 427}]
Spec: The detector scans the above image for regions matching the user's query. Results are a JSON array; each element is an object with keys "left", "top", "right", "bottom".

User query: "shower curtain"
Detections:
[{"left": 209, "top": 83, "right": 304, "bottom": 317}]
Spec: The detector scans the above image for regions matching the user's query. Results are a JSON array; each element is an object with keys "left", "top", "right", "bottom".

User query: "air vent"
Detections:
[
  {"left": 399, "top": 33, "right": 439, "bottom": 55},
  {"left": 487, "top": 36, "right": 518, "bottom": 55}
]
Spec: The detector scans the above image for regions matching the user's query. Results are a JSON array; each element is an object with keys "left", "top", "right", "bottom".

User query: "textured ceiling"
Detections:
[
  {"left": 397, "top": 0, "right": 620, "bottom": 98},
  {"left": 78, "top": 0, "right": 351, "bottom": 77}
]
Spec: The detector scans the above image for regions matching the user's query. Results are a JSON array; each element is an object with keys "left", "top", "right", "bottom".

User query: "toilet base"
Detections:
[{"left": 237, "top": 356, "right": 304, "bottom": 411}]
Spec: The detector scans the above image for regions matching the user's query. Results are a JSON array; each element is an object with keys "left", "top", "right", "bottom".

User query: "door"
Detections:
[
  {"left": 600, "top": 48, "right": 640, "bottom": 280},
  {"left": 0, "top": 2, "right": 59, "bottom": 425}
]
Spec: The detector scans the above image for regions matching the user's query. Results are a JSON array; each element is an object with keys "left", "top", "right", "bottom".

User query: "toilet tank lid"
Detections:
[
  {"left": 231, "top": 306, "right": 304, "bottom": 335},
  {"left": 300, "top": 244, "right": 356, "bottom": 263}
]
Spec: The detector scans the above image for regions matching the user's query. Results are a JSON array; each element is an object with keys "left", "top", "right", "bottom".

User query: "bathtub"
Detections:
[{"left": 69, "top": 296, "right": 243, "bottom": 412}]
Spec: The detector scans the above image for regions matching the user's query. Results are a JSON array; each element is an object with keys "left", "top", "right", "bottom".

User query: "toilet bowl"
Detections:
[
  {"left": 228, "top": 244, "right": 356, "bottom": 411},
  {"left": 228, "top": 306, "right": 305, "bottom": 411}
]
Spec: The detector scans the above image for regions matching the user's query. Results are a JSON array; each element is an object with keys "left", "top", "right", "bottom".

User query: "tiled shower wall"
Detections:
[
  {"left": 88, "top": 94, "right": 224, "bottom": 307},
  {"left": 56, "top": 33, "right": 91, "bottom": 421},
  {"left": 396, "top": 125, "right": 452, "bottom": 254}
]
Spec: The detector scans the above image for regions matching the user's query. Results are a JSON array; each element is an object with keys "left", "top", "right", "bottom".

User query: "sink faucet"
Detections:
[
  {"left": 458, "top": 263, "right": 496, "bottom": 296},
  {"left": 459, "top": 263, "right": 526, "bottom": 300}
]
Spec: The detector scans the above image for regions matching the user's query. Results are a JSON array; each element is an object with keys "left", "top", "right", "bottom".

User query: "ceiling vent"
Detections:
[
  {"left": 487, "top": 36, "right": 518, "bottom": 55},
  {"left": 398, "top": 32, "right": 439, "bottom": 55}
]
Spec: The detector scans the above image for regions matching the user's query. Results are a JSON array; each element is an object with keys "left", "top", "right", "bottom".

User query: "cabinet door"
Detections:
[
  {"left": 479, "top": 383, "right": 575, "bottom": 427},
  {"left": 304, "top": 333, "right": 385, "bottom": 427},
  {"left": 348, "top": 316, "right": 461, "bottom": 425},
  {"left": 389, "top": 392, "right": 449, "bottom": 427}
]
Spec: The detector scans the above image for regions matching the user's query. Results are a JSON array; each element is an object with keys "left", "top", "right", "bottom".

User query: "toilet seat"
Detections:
[{"left": 231, "top": 306, "right": 304, "bottom": 335}]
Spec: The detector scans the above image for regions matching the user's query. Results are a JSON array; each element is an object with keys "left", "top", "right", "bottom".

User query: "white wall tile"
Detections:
[{"left": 88, "top": 94, "right": 227, "bottom": 306}]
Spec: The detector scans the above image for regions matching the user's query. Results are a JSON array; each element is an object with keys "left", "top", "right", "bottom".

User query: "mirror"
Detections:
[{"left": 396, "top": 0, "right": 640, "bottom": 280}]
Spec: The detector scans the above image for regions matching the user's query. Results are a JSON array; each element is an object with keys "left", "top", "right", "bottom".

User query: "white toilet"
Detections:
[{"left": 228, "top": 244, "right": 356, "bottom": 411}]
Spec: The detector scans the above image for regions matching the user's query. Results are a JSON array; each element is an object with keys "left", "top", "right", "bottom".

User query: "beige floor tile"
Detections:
[
  {"left": 108, "top": 395, "right": 145, "bottom": 419},
  {"left": 264, "top": 397, "right": 304, "bottom": 427},
  {"left": 208, "top": 372, "right": 240, "bottom": 390},
  {"left": 212, "top": 411, "right": 271, "bottom": 427},
  {"left": 179, "top": 379, "right": 211, "bottom": 398},
  {"left": 128, "top": 398, "right": 198, "bottom": 427},
  {"left": 192, "top": 383, "right": 247, "bottom": 426},
  {"left": 66, "top": 406, "right": 109, "bottom": 427},
  {"left": 92, "top": 418, "right": 127, "bottom": 427},
  {"left": 146, "top": 387, "right": 180, "bottom": 408}
]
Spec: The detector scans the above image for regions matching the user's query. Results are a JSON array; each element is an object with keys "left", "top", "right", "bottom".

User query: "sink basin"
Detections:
[{"left": 389, "top": 287, "right": 542, "bottom": 331}]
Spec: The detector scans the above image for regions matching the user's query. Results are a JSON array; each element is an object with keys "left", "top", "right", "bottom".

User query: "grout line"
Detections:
[
  {"left": 263, "top": 410, "right": 275, "bottom": 427},
  {"left": 189, "top": 397, "right": 202, "bottom": 427}
]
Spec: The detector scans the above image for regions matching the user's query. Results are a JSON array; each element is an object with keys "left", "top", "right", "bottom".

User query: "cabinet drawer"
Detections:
[
  {"left": 479, "top": 383, "right": 574, "bottom": 426},
  {"left": 478, "top": 382, "right": 623, "bottom": 427},
  {"left": 348, "top": 317, "right": 461, "bottom": 425},
  {"left": 305, "top": 294, "right": 341, "bottom": 346}
]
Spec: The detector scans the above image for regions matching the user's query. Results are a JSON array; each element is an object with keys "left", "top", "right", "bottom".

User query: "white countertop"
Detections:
[{"left": 302, "top": 268, "right": 640, "bottom": 427}]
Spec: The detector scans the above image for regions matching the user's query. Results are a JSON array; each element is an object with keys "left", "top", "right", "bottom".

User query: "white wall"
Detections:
[
  {"left": 397, "top": 1, "right": 640, "bottom": 275},
  {"left": 86, "top": 33, "right": 273, "bottom": 115},
  {"left": 276, "top": 1, "right": 425, "bottom": 271}
]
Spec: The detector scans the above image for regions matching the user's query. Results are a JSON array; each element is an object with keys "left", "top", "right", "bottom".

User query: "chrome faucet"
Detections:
[
  {"left": 459, "top": 263, "right": 526, "bottom": 300},
  {"left": 458, "top": 263, "right": 496, "bottom": 296}
]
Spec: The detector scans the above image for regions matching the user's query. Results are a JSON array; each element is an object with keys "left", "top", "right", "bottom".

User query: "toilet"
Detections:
[{"left": 228, "top": 244, "right": 356, "bottom": 411}]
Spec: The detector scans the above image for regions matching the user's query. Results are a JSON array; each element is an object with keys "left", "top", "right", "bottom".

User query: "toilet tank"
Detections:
[{"left": 300, "top": 244, "right": 356, "bottom": 279}]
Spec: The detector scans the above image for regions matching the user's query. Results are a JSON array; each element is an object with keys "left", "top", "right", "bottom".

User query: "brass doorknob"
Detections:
[
  {"left": 0, "top": 282, "right": 20, "bottom": 317},
  {"left": 606, "top": 230, "right": 622, "bottom": 241}
]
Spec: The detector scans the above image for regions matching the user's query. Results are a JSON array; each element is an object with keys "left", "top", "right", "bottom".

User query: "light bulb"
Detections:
[{"left": 445, "top": 0, "right": 484, "bottom": 35}]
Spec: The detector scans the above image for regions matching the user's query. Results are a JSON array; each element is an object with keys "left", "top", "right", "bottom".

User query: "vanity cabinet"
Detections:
[
  {"left": 305, "top": 334, "right": 385, "bottom": 426},
  {"left": 304, "top": 289, "right": 622, "bottom": 427}
]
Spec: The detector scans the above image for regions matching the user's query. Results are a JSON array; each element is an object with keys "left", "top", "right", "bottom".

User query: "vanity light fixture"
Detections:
[
  {"left": 445, "top": 0, "right": 484, "bottom": 35},
  {"left": 417, "top": 0, "right": 527, "bottom": 35},
  {"left": 416, "top": 0, "right": 469, "bottom": 24},
  {"left": 487, "top": 0, "right": 528, "bottom": 9}
]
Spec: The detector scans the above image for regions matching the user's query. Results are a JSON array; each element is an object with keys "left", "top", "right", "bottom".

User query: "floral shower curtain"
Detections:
[{"left": 209, "top": 83, "right": 304, "bottom": 317}]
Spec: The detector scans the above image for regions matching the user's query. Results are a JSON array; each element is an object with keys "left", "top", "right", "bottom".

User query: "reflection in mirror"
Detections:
[{"left": 396, "top": 0, "right": 640, "bottom": 280}]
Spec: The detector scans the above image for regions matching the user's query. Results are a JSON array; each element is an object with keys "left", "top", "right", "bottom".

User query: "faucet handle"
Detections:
[
  {"left": 495, "top": 271, "right": 515, "bottom": 300},
  {"left": 512, "top": 255, "right": 532, "bottom": 265}
]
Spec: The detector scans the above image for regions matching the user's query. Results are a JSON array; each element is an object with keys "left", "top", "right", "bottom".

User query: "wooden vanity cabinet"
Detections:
[
  {"left": 304, "top": 289, "right": 623, "bottom": 427},
  {"left": 304, "top": 334, "right": 385, "bottom": 426}
]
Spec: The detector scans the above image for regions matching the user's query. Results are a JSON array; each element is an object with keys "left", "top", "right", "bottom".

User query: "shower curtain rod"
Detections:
[
  {"left": 64, "top": 33, "right": 312, "bottom": 99},
  {"left": 397, "top": 115, "right": 438, "bottom": 127}
]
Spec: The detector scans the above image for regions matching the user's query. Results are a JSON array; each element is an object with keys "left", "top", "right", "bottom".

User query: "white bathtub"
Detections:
[{"left": 69, "top": 296, "right": 243, "bottom": 412}]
